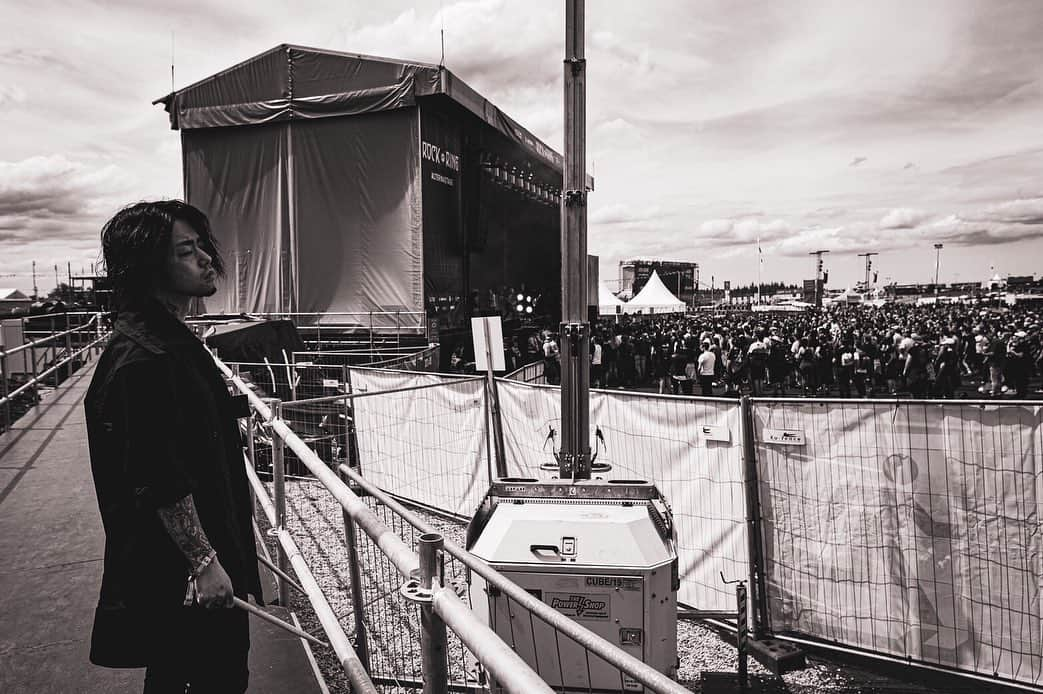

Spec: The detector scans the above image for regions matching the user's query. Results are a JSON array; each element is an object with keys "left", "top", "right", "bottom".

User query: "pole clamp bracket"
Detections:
[
  {"left": 564, "top": 190, "right": 586, "bottom": 207},
  {"left": 400, "top": 578, "right": 434, "bottom": 605}
]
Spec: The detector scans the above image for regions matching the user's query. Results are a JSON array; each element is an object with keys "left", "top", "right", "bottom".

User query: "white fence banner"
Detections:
[
  {"left": 350, "top": 368, "right": 487, "bottom": 516},
  {"left": 751, "top": 400, "right": 1043, "bottom": 687}
]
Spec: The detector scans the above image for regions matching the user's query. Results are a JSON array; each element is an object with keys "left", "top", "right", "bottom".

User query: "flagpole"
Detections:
[{"left": 756, "top": 238, "right": 762, "bottom": 305}]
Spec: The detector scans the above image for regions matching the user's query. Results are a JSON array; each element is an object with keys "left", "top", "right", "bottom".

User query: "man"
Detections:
[
  {"left": 85, "top": 201, "right": 262, "bottom": 693},
  {"left": 746, "top": 333, "right": 768, "bottom": 396},
  {"left": 696, "top": 340, "right": 716, "bottom": 396},
  {"left": 590, "top": 335, "right": 603, "bottom": 388}
]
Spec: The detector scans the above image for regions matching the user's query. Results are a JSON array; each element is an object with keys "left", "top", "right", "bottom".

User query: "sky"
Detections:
[{"left": 2, "top": 0, "right": 1042, "bottom": 297}]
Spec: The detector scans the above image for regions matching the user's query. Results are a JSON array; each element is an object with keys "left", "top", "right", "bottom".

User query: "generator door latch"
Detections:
[{"left": 561, "top": 537, "right": 576, "bottom": 557}]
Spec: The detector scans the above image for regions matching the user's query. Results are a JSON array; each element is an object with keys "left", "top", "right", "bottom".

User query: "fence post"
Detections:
[
  {"left": 736, "top": 581, "right": 749, "bottom": 686},
  {"left": 50, "top": 316, "right": 57, "bottom": 388},
  {"left": 342, "top": 365, "right": 361, "bottom": 476},
  {"left": 418, "top": 533, "right": 449, "bottom": 694},
  {"left": 246, "top": 413, "right": 257, "bottom": 516},
  {"left": 338, "top": 465, "right": 371, "bottom": 673},
  {"left": 0, "top": 349, "right": 9, "bottom": 433},
  {"left": 29, "top": 329, "right": 38, "bottom": 406},
  {"left": 740, "top": 396, "right": 769, "bottom": 638},
  {"left": 368, "top": 312, "right": 374, "bottom": 354},
  {"left": 64, "top": 312, "right": 72, "bottom": 380},
  {"left": 270, "top": 399, "right": 291, "bottom": 608}
]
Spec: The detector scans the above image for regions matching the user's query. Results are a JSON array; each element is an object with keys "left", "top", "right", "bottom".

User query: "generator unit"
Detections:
[{"left": 466, "top": 478, "right": 679, "bottom": 692}]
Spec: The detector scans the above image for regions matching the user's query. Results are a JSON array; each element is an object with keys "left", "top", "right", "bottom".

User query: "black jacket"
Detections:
[{"left": 84, "top": 300, "right": 262, "bottom": 667}]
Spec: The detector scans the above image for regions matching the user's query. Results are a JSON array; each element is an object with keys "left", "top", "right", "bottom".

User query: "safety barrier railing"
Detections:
[
  {"left": 333, "top": 363, "right": 1043, "bottom": 691},
  {"left": 0, "top": 313, "right": 106, "bottom": 431},
  {"left": 219, "top": 355, "right": 697, "bottom": 692},
  {"left": 748, "top": 395, "right": 1043, "bottom": 691},
  {"left": 502, "top": 360, "right": 546, "bottom": 384},
  {"left": 217, "top": 357, "right": 561, "bottom": 693}
]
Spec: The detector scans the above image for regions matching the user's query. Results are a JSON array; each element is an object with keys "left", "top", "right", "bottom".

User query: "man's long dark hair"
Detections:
[{"left": 100, "top": 200, "right": 224, "bottom": 310}]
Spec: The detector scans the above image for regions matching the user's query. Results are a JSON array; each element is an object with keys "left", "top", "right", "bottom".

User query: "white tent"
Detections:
[
  {"left": 598, "top": 282, "right": 626, "bottom": 315},
  {"left": 623, "top": 270, "right": 686, "bottom": 314}
]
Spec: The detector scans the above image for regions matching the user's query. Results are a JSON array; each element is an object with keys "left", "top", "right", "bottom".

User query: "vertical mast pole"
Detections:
[{"left": 560, "top": 0, "right": 591, "bottom": 480}]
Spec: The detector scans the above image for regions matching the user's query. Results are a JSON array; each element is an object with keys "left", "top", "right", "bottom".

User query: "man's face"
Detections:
[{"left": 161, "top": 219, "right": 217, "bottom": 298}]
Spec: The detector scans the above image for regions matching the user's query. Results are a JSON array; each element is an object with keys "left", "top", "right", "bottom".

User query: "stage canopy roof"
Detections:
[
  {"left": 624, "top": 270, "right": 685, "bottom": 314},
  {"left": 154, "top": 44, "right": 591, "bottom": 188}
]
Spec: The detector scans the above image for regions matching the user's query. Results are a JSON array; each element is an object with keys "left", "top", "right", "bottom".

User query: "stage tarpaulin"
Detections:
[
  {"left": 183, "top": 123, "right": 290, "bottom": 315},
  {"left": 182, "top": 113, "right": 423, "bottom": 326},
  {"left": 292, "top": 111, "right": 422, "bottom": 324}
]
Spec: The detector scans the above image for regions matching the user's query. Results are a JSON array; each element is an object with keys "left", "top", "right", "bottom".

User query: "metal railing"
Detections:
[
  {"left": 218, "top": 358, "right": 559, "bottom": 693},
  {"left": 0, "top": 313, "right": 106, "bottom": 431}
]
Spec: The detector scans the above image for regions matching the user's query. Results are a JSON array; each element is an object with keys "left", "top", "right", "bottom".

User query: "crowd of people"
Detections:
[{"left": 530, "top": 302, "right": 1043, "bottom": 399}]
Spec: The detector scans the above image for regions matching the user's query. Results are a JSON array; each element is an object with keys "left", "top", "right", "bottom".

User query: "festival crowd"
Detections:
[{"left": 527, "top": 302, "right": 1043, "bottom": 399}]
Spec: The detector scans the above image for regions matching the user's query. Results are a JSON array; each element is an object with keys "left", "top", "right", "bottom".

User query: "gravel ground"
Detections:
[{"left": 262, "top": 478, "right": 1021, "bottom": 694}]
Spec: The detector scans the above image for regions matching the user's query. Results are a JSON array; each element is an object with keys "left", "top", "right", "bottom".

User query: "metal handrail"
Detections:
[
  {"left": 216, "top": 356, "right": 554, "bottom": 693},
  {"left": 750, "top": 395, "right": 1043, "bottom": 406},
  {"left": 0, "top": 330, "right": 107, "bottom": 406},
  {"left": 279, "top": 376, "right": 484, "bottom": 408},
  {"left": 0, "top": 314, "right": 99, "bottom": 358},
  {"left": 338, "top": 463, "right": 693, "bottom": 694},
  {"left": 244, "top": 462, "right": 378, "bottom": 694}
]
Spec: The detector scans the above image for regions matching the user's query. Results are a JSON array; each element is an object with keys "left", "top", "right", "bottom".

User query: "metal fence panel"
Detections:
[
  {"left": 751, "top": 399, "right": 1043, "bottom": 687},
  {"left": 351, "top": 369, "right": 489, "bottom": 517}
]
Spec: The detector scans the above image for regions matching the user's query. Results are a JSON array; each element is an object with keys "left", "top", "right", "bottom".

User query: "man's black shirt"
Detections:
[{"left": 84, "top": 299, "right": 261, "bottom": 667}]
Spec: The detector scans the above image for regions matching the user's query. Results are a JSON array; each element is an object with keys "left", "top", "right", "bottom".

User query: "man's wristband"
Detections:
[{"left": 191, "top": 549, "right": 218, "bottom": 578}]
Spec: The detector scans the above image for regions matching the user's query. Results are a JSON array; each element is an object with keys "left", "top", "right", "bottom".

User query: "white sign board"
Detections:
[
  {"left": 698, "top": 424, "right": 731, "bottom": 443},
  {"left": 321, "top": 378, "right": 340, "bottom": 388},
  {"left": 471, "top": 316, "right": 505, "bottom": 372},
  {"left": 763, "top": 428, "right": 806, "bottom": 446}
]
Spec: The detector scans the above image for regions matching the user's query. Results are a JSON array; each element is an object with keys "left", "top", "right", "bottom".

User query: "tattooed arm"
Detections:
[{"left": 156, "top": 495, "right": 233, "bottom": 608}]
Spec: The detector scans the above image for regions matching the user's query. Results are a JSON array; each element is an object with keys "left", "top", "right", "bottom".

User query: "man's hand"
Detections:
[{"left": 195, "top": 557, "right": 234, "bottom": 609}]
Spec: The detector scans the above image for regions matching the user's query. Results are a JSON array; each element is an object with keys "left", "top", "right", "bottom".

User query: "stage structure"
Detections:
[{"left": 156, "top": 45, "right": 591, "bottom": 329}]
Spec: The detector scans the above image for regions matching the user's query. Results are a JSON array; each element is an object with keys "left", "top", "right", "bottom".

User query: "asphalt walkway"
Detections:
[{"left": 0, "top": 360, "right": 326, "bottom": 694}]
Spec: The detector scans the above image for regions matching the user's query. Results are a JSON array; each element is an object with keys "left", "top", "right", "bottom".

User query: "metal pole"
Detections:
[
  {"left": 740, "top": 396, "right": 768, "bottom": 638},
  {"left": 482, "top": 319, "right": 507, "bottom": 478},
  {"left": 246, "top": 414, "right": 257, "bottom": 515},
  {"left": 418, "top": 533, "right": 449, "bottom": 694},
  {"left": 934, "top": 243, "right": 943, "bottom": 296},
  {"left": 338, "top": 465, "right": 371, "bottom": 673},
  {"left": 0, "top": 351, "right": 9, "bottom": 432},
  {"left": 29, "top": 327, "right": 38, "bottom": 406},
  {"left": 64, "top": 312, "right": 72, "bottom": 380},
  {"left": 270, "top": 399, "right": 291, "bottom": 608},
  {"left": 49, "top": 316, "right": 56, "bottom": 387},
  {"left": 737, "top": 582, "right": 749, "bottom": 686},
  {"left": 560, "top": 0, "right": 591, "bottom": 480}
]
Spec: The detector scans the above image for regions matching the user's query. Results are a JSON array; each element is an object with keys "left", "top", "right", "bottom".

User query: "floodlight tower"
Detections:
[
  {"left": 934, "top": 243, "right": 944, "bottom": 296},
  {"left": 465, "top": 3, "right": 681, "bottom": 687},
  {"left": 858, "top": 252, "right": 878, "bottom": 293},
  {"left": 808, "top": 249, "right": 830, "bottom": 307}
]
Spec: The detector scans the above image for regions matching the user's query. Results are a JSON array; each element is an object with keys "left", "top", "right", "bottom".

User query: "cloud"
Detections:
[
  {"left": 693, "top": 217, "right": 792, "bottom": 244},
  {"left": 879, "top": 207, "right": 931, "bottom": 229},
  {"left": 0, "top": 155, "right": 133, "bottom": 244},
  {"left": 969, "top": 197, "right": 1043, "bottom": 225},
  {"left": 0, "top": 85, "right": 26, "bottom": 107},
  {"left": 590, "top": 202, "right": 663, "bottom": 225}
]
